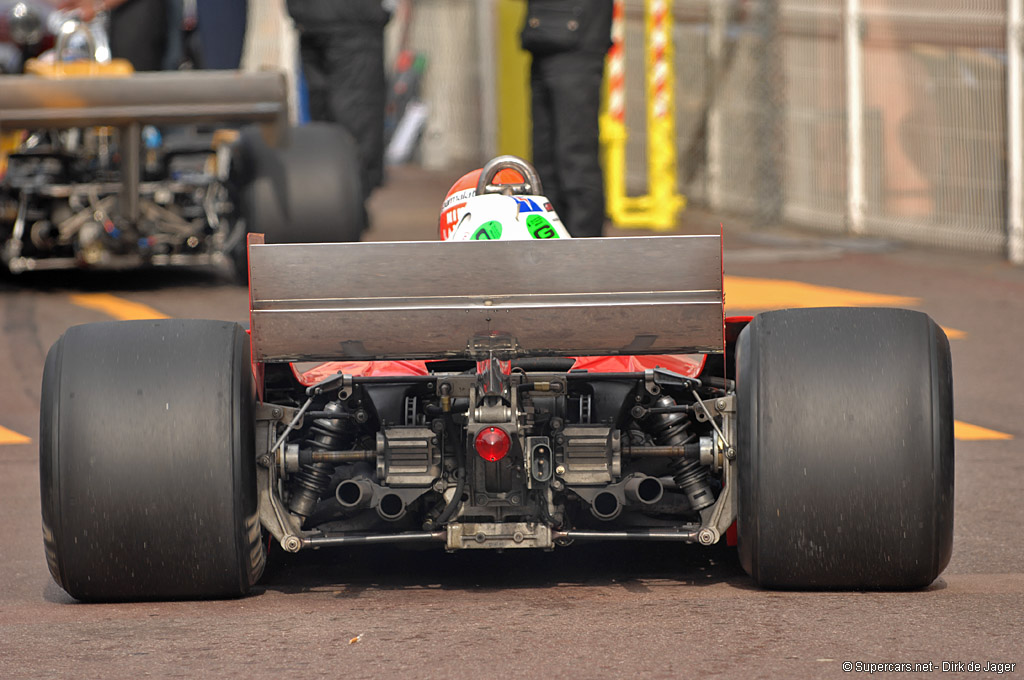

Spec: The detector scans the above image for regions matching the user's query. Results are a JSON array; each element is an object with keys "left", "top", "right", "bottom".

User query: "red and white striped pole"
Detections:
[
  {"left": 649, "top": 0, "right": 670, "bottom": 121},
  {"left": 607, "top": 0, "right": 626, "bottom": 125},
  {"left": 600, "top": 0, "right": 684, "bottom": 229},
  {"left": 645, "top": 0, "right": 683, "bottom": 226}
]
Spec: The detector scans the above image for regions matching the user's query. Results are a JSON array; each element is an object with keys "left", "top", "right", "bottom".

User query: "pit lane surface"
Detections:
[{"left": 1, "top": 166, "right": 1022, "bottom": 678}]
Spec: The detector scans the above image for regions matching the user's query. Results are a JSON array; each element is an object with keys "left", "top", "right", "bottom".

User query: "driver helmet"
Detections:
[{"left": 439, "top": 158, "right": 570, "bottom": 242}]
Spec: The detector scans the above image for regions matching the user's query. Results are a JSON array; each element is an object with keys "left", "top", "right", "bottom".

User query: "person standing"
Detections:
[
  {"left": 58, "top": 0, "right": 168, "bottom": 71},
  {"left": 521, "top": 0, "right": 613, "bottom": 238},
  {"left": 286, "top": 0, "right": 393, "bottom": 201}
]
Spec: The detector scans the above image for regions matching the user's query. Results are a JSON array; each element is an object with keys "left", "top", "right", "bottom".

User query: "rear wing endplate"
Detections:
[{"left": 247, "top": 235, "right": 724, "bottom": 363}]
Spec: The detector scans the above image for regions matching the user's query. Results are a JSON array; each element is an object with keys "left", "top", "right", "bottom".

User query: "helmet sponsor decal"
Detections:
[
  {"left": 471, "top": 221, "right": 504, "bottom": 240},
  {"left": 526, "top": 215, "right": 560, "bottom": 239},
  {"left": 439, "top": 188, "right": 479, "bottom": 240},
  {"left": 513, "top": 197, "right": 544, "bottom": 213},
  {"left": 442, "top": 188, "right": 476, "bottom": 211}
]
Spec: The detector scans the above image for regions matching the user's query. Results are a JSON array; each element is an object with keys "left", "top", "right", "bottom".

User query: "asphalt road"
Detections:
[{"left": 1, "top": 166, "right": 1022, "bottom": 679}]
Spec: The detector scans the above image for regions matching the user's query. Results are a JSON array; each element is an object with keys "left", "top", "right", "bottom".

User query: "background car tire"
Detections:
[
  {"left": 735, "top": 307, "right": 954, "bottom": 589},
  {"left": 39, "top": 319, "right": 264, "bottom": 601},
  {"left": 236, "top": 122, "right": 364, "bottom": 247}
]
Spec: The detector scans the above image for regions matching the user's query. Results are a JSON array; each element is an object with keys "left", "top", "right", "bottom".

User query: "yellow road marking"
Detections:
[
  {"left": 69, "top": 293, "right": 169, "bottom": 321},
  {"left": 724, "top": 276, "right": 918, "bottom": 312},
  {"left": 724, "top": 277, "right": 965, "bottom": 339},
  {"left": 955, "top": 421, "right": 1013, "bottom": 441},
  {"left": 0, "top": 425, "right": 31, "bottom": 445}
]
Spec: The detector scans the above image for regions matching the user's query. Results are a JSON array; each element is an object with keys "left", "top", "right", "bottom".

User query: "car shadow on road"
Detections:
[
  {"left": 257, "top": 541, "right": 752, "bottom": 597},
  {"left": 0, "top": 265, "right": 238, "bottom": 294}
]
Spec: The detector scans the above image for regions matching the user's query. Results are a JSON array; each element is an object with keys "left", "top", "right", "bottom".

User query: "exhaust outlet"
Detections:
[
  {"left": 590, "top": 490, "right": 622, "bottom": 521},
  {"left": 335, "top": 478, "right": 374, "bottom": 511},
  {"left": 624, "top": 475, "right": 664, "bottom": 505},
  {"left": 376, "top": 492, "right": 407, "bottom": 521}
]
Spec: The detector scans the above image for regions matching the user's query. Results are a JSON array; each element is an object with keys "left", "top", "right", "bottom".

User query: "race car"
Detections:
[
  {"left": 39, "top": 156, "right": 954, "bottom": 601},
  {"left": 0, "top": 12, "right": 362, "bottom": 275}
]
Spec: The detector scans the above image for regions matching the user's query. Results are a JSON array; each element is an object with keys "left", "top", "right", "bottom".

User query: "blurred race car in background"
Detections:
[
  {"left": 0, "top": 7, "right": 362, "bottom": 276},
  {"left": 38, "top": 156, "right": 955, "bottom": 601}
]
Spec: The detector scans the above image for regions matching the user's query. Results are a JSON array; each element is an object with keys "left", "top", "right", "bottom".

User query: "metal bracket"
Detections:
[
  {"left": 696, "top": 395, "right": 737, "bottom": 545},
  {"left": 304, "top": 371, "right": 353, "bottom": 398},
  {"left": 466, "top": 332, "right": 520, "bottom": 361},
  {"left": 692, "top": 391, "right": 733, "bottom": 453},
  {"left": 254, "top": 403, "right": 308, "bottom": 552},
  {"left": 644, "top": 367, "right": 699, "bottom": 397},
  {"left": 256, "top": 464, "right": 306, "bottom": 552},
  {"left": 447, "top": 522, "right": 553, "bottom": 550}
]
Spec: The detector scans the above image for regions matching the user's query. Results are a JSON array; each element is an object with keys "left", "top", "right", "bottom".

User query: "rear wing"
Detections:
[
  {"left": 0, "top": 70, "right": 287, "bottom": 136},
  {"left": 247, "top": 235, "right": 724, "bottom": 363}
]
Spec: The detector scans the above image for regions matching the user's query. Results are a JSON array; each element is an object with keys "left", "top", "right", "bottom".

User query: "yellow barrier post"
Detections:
[
  {"left": 601, "top": 0, "right": 685, "bottom": 229},
  {"left": 496, "top": 0, "right": 532, "bottom": 160}
]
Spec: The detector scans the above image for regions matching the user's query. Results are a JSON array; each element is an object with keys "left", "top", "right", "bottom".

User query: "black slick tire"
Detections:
[
  {"left": 237, "top": 122, "right": 363, "bottom": 245},
  {"left": 39, "top": 319, "right": 264, "bottom": 601},
  {"left": 735, "top": 307, "right": 954, "bottom": 589}
]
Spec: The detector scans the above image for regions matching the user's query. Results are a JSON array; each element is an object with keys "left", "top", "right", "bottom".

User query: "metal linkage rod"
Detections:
[{"left": 300, "top": 532, "right": 445, "bottom": 548}]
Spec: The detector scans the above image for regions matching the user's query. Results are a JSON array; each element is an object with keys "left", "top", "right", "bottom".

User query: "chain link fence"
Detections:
[{"left": 659, "top": 0, "right": 1013, "bottom": 255}]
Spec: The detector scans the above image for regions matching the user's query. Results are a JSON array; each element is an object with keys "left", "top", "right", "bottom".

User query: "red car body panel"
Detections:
[
  {"left": 250, "top": 317, "right": 754, "bottom": 392},
  {"left": 296, "top": 353, "right": 708, "bottom": 386}
]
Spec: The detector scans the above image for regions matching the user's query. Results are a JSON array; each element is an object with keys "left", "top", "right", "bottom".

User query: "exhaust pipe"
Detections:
[
  {"left": 334, "top": 464, "right": 409, "bottom": 521},
  {"left": 590, "top": 490, "right": 622, "bottom": 521},
  {"left": 335, "top": 477, "right": 374, "bottom": 511},
  {"left": 376, "top": 492, "right": 407, "bottom": 522},
  {"left": 624, "top": 475, "right": 664, "bottom": 505},
  {"left": 586, "top": 474, "right": 664, "bottom": 520}
]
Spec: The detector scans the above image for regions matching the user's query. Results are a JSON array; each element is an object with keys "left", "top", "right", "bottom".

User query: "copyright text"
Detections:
[{"left": 842, "top": 662, "right": 1016, "bottom": 674}]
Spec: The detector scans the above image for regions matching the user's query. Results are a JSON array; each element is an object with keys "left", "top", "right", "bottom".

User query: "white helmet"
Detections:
[{"left": 439, "top": 156, "right": 571, "bottom": 242}]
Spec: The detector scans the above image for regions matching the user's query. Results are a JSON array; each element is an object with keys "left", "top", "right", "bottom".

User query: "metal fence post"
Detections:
[
  {"left": 754, "top": 0, "right": 784, "bottom": 227},
  {"left": 706, "top": 0, "right": 726, "bottom": 211},
  {"left": 1009, "top": 0, "right": 1024, "bottom": 264},
  {"left": 477, "top": 0, "right": 498, "bottom": 161},
  {"left": 844, "top": 0, "right": 865, "bottom": 235}
]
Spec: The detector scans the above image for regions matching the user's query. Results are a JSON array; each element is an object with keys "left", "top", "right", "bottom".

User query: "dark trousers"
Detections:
[
  {"left": 299, "top": 29, "right": 387, "bottom": 198},
  {"left": 109, "top": 0, "right": 168, "bottom": 72},
  {"left": 196, "top": 0, "right": 247, "bottom": 69},
  {"left": 530, "top": 51, "right": 607, "bottom": 238}
]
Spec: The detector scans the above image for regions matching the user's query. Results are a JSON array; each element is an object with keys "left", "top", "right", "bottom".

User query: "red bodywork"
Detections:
[
  {"left": 298, "top": 353, "right": 706, "bottom": 385},
  {"left": 283, "top": 317, "right": 753, "bottom": 388}
]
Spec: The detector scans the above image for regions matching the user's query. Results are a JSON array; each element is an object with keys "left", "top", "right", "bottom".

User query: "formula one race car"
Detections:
[
  {"left": 0, "top": 13, "right": 361, "bottom": 275},
  {"left": 39, "top": 156, "right": 954, "bottom": 601}
]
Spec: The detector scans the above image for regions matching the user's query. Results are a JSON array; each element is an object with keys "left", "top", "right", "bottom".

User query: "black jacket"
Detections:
[
  {"left": 520, "top": 0, "right": 614, "bottom": 56},
  {"left": 287, "top": 0, "right": 391, "bottom": 32}
]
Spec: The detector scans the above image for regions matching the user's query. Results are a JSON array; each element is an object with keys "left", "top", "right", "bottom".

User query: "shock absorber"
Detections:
[
  {"left": 646, "top": 395, "right": 715, "bottom": 512},
  {"left": 287, "top": 400, "right": 347, "bottom": 519}
]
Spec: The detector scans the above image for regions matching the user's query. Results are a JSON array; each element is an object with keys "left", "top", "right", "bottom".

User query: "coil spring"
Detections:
[
  {"left": 646, "top": 396, "right": 714, "bottom": 512},
  {"left": 288, "top": 401, "right": 347, "bottom": 518}
]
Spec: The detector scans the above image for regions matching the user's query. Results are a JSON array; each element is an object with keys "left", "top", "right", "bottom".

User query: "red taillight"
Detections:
[{"left": 474, "top": 427, "right": 511, "bottom": 462}]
